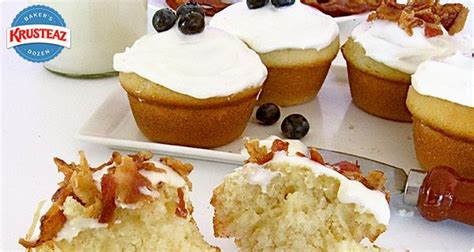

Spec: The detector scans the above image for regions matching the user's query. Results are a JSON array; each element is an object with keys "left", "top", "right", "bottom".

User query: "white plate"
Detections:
[{"left": 77, "top": 67, "right": 420, "bottom": 170}]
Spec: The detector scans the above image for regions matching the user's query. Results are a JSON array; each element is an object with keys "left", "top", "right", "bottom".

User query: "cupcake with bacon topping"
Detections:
[
  {"left": 19, "top": 151, "right": 219, "bottom": 251},
  {"left": 341, "top": 0, "right": 470, "bottom": 121},
  {"left": 212, "top": 138, "right": 390, "bottom": 251}
]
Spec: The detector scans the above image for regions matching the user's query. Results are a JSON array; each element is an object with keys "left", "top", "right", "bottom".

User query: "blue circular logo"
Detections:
[{"left": 9, "top": 5, "right": 68, "bottom": 63}]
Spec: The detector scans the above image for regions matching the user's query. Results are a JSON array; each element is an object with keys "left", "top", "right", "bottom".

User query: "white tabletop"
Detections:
[{"left": 1, "top": 1, "right": 473, "bottom": 251}]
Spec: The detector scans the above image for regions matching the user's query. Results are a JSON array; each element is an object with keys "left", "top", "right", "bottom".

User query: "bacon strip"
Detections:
[
  {"left": 99, "top": 173, "right": 117, "bottom": 224},
  {"left": 175, "top": 188, "right": 188, "bottom": 218},
  {"left": 368, "top": 0, "right": 468, "bottom": 37},
  {"left": 302, "top": 0, "right": 381, "bottom": 17}
]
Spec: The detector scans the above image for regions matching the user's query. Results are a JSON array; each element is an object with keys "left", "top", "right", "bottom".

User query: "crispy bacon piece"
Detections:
[
  {"left": 141, "top": 162, "right": 166, "bottom": 173},
  {"left": 244, "top": 139, "right": 273, "bottom": 165},
  {"left": 166, "top": 0, "right": 231, "bottom": 16},
  {"left": 160, "top": 157, "right": 193, "bottom": 176},
  {"left": 114, "top": 156, "right": 151, "bottom": 204},
  {"left": 19, "top": 203, "right": 67, "bottom": 249},
  {"left": 271, "top": 139, "right": 290, "bottom": 153},
  {"left": 309, "top": 147, "right": 325, "bottom": 164},
  {"left": 98, "top": 173, "right": 117, "bottom": 224},
  {"left": 160, "top": 157, "right": 194, "bottom": 190},
  {"left": 302, "top": 0, "right": 381, "bottom": 17},
  {"left": 175, "top": 188, "right": 188, "bottom": 218},
  {"left": 295, "top": 152, "right": 307, "bottom": 157},
  {"left": 333, "top": 161, "right": 362, "bottom": 173},
  {"left": 368, "top": 0, "right": 468, "bottom": 37}
]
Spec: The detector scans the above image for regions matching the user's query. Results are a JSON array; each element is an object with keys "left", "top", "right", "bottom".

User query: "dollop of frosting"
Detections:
[
  {"left": 352, "top": 20, "right": 471, "bottom": 74},
  {"left": 246, "top": 164, "right": 281, "bottom": 194},
  {"left": 209, "top": 0, "right": 339, "bottom": 53},
  {"left": 412, "top": 52, "right": 473, "bottom": 107},
  {"left": 56, "top": 217, "right": 107, "bottom": 242},
  {"left": 113, "top": 27, "right": 267, "bottom": 99}
]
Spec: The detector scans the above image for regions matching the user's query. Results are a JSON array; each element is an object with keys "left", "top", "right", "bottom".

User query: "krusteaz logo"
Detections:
[{"left": 6, "top": 5, "right": 70, "bottom": 63}]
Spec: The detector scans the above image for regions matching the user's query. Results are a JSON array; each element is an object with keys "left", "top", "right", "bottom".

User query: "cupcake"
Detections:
[
  {"left": 406, "top": 52, "right": 474, "bottom": 178},
  {"left": 210, "top": 0, "right": 340, "bottom": 106},
  {"left": 19, "top": 151, "right": 219, "bottom": 251},
  {"left": 341, "top": 0, "right": 470, "bottom": 121},
  {"left": 212, "top": 138, "right": 390, "bottom": 250},
  {"left": 113, "top": 7, "right": 267, "bottom": 148}
]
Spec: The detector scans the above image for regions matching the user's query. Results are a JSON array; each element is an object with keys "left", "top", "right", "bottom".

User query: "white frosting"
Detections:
[
  {"left": 139, "top": 186, "right": 160, "bottom": 198},
  {"left": 241, "top": 135, "right": 309, "bottom": 158},
  {"left": 139, "top": 161, "right": 187, "bottom": 188},
  {"left": 115, "top": 200, "right": 143, "bottom": 209},
  {"left": 412, "top": 52, "right": 474, "bottom": 107},
  {"left": 243, "top": 163, "right": 281, "bottom": 194},
  {"left": 55, "top": 217, "right": 107, "bottom": 242},
  {"left": 351, "top": 20, "right": 471, "bottom": 74},
  {"left": 113, "top": 27, "right": 267, "bottom": 99},
  {"left": 250, "top": 151, "right": 390, "bottom": 225},
  {"left": 209, "top": 0, "right": 339, "bottom": 53}
]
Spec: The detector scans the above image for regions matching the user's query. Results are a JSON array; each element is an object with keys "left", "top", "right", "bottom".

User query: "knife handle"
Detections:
[{"left": 417, "top": 166, "right": 474, "bottom": 226}]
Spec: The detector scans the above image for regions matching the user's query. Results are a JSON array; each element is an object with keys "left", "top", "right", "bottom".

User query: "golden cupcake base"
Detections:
[
  {"left": 346, "top": 63, "right": 411, "bottom": 122},
  {"left": 257, "top": 38, "right": 339, "bottom": 107},
  {"left": 342, "top": 38, "right": 412, "bottom": 122},
  {"left": 120, "top": 73, "right": 261, "bottom": 148},
  {"left": 413, "top": 118, "right": 474, "bottom": 179},
  {"left": 256, "top": 64, "right": 331, "bottom": 106},
  {"left": 407, "top": 86, "right": 474, "bottom": 178}
]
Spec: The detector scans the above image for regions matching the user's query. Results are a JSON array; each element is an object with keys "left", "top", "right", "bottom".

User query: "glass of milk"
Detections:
[{"left": 36, "top": 0, "right": 147, "bottom": 78}]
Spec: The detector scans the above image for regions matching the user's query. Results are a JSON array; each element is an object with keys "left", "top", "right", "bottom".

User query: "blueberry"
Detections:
[
  {"left": 281, "top": 114, "right": 309, "bottom": 139},
  {"left": 256, "top": 103, "right": 280, "bottom": 125},
  {"left": 271, "top": 0, "right": 295, "bottom": 7},
  {"left": 178, "top": 11, "right": 205, "bottom": 35},
  {"left": 152, "top": 8, "right": 177, "bottom": 33},
  {"left": 247, "top": 0, "right": 269, "bottom": 9},
  {"left": 176, "top": 2, "right": 205, "bottom": 17}
]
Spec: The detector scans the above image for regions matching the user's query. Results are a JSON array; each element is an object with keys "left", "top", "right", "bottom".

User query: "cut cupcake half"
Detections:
[
  {"left": 211, "top": 138, "right": 390, "bottom": 251},
  {"left": 19, "top": 151, "right": 219, "bottom": 251}
]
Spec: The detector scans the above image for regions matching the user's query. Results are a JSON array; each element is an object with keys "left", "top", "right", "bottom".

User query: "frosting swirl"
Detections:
[
  {"left": 113, "top": 27, "right": 267, "bottom": 99},
  {"left": 412, "top": 52, "right": 473, "bottom": 107},
  {"left": 209, "top": 0, "right": 339, "bottom": 53},
  {"left": 351, "top": 20, "right": 471, "bottom": 74}
]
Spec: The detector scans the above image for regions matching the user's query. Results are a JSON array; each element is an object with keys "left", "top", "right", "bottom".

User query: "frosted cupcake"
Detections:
[
  {"left": 210, "top": 0, "right": 339, "bottom": 106},
  {"left": 114, "top": 7, "right": 267, "bottom": 148},
  {"left": 341, "top": 0, "right": 469, "bottom": 121},
  {"left": 212, "top": 139, "right": 390, "bottom": 250},
  {"left": 19, "top": 152, "right": 218, "bottom": 251},
  {"left": 407, "top": 53, "right": 474, "bottom": 178}
]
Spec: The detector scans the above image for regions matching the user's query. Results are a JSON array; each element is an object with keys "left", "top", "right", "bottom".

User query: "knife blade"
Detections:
[{"left": 318, "top": 148, "right": 408, "bottom": 193}]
